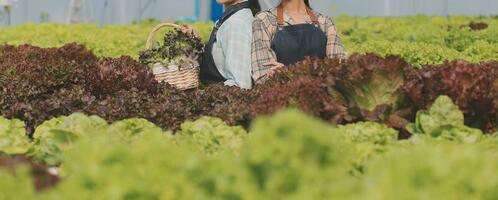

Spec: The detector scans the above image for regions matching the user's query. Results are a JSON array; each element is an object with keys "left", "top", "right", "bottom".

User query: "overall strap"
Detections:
[
  {"left": 215, "top": 1, "right": 250, "bottom": 29},
  {"left": 200, "top": 1, "right": 250, "bottom": 85},
  {"left": 277, "top": 6, "right": 319, "bottom": 26}
]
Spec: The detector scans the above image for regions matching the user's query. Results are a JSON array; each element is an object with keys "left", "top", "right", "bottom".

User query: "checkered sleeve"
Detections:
[
  {"left": 321, "top": 15, "right": 348, "bottom": 59},
  {"left": 218, "top": 13, "right": 253, "bottom": 89},
  {"left": 251, "top": 12, "right": 278, "bottom": 84}
]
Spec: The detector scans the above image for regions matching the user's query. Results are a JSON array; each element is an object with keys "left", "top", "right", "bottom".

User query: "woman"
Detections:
[
  {"left": 251, "top": 0, "right": 347, "bottom": 83},
  {"left": 186, "top": 0, "right": 260, "bottom": 89}
]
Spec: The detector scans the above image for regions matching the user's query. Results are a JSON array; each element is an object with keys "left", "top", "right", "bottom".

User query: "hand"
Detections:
[
  {"left": 263, "top": 61, "right": 285, "bottom": 77},
  {"left": 179, "top": 24, "right": 199, "bottom": 37}
]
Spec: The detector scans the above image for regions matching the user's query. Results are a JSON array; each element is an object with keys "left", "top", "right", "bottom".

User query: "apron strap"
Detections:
[
  {"left": 216, "top": 1, "right": 251, "bottom": 29},
  {"left": 306, "top": 7, "right": 320, "bottom": 25},
  {"left": 277, "top": 7, "right": 285, "bottom": 26},
  {"left": 277, "top": 6, "right": 320, "bottom": 26}
]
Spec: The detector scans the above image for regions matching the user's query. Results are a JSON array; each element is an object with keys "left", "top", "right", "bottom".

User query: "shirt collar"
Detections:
[{"left": 283, "top": 9, "right": 313, "bottom": 24}]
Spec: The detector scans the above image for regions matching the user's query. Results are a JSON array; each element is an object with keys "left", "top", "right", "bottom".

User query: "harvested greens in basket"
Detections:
[{"left": 139, "top": 28, "right": 204, "bottom": 72}]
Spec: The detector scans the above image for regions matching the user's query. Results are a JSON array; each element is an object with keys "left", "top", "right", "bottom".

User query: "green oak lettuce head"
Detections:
[
  {"left": 28, "top": 113, "right": 108, "bottom": 166},
  {"left": 50, "top": 130, "right": 206, "bottom": 200},
  {"left": 106, "top": 118, "right": 165, "bottom": 142},
  {"left": 336, "top": 122, "right": 399, "bottom": 145},
  {"left": 407, "top": 95, "right": 483, "bottom": 143},
  {"left": 243, "top": 109, "right": 357, "bottom": 199},
  {"left": 360, "top": 143, "right": 498, "bottom": 200},
  {"left": 48, "top": 110, "right": 358, "bottom": 199},
  {"left": 175, "top": 116, "right": 247, "bottom": 155},
  {"left": 333, "top": 121, "right": 399, "bottom": 175},
  {"left": 0, "top": 117, "right": 30, "bottom": 155}
]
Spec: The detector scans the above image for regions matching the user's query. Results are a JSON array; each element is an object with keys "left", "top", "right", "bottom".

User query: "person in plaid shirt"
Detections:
[
  {"left": 251, "top": 0, "right": 347, "bottom": 84},
  {"left": 184, "top": 0, "right": 261, "bottom": 89}
]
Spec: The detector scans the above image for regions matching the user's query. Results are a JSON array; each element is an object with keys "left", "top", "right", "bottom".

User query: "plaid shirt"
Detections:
[
  {"left": 212, "top": 8, "right": 254, "bottom": 89},
  {"left": 251, "top": 9, "right": 347, "bottom": 83}
]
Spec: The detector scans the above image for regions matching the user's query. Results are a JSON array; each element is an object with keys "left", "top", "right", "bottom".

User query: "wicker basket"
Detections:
[{"left": 145, "top": 23, "right": 200, "bottom": 90}]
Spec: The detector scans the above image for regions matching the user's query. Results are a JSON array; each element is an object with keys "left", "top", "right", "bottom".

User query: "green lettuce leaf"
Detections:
[
  {"left": 0, "top": 117, "right": 30, "bottom": 155},
  {"left": 407, "top": 96, "right": 483, "bottom": 143},
  {"left": 106, "top": 118, "right": 164, "bottom": 142},
  {"left": 336, "top": 122, "right": 399, "bottom": 145},
  {"left": 175, "top": 116, "right": 247, "bottom": 155},
  {"left": 242, "top": 109, "right": 356, "bottom": 198},
  {"left": 360, "top": 143, "right": 498, "bottom": 200},
  {"left": 28, "top": 113, "right": 108, "bottom": 166},
  {"left": 334, "top": 122, "right": 399, "bottom": 174},
  {"left": 0, "top": 166, "right": 36, "bottom": 199}
]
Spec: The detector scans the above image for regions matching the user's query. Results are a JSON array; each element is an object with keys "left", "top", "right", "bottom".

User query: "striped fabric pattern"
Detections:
[
  {"left": 212, "top": 8, "right": 254, "bottom": 89},
  {"left": 251, "top": 8, "right": 347, "bottom": 83}
]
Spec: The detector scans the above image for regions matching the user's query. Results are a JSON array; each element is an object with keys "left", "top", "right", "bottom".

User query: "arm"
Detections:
[
  {"left": 218, "top": 18, "right": 253, "bottom": 89},
  {"left": 251, "top": 13, "right": 278, "bottom": 84},
  {"left": 324, "top": 17, "right": 348, "bottom": 59},
  {"left": 179, "top": 24, "right": 200, "bottom": 38}
]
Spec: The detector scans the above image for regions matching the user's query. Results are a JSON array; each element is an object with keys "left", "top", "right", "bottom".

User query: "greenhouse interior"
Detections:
[{"left": 0, "top": 0, "right": 497, "bottom": 199}]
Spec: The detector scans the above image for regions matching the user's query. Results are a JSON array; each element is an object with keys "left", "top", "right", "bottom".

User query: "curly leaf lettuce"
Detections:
[
  {"left": 336, "top": 54, "right": 409, "bottom": 113},
  {"left": 407, "top": 96, "right": 483, "bottom": 143},
  {"left": 243, "top": 109, "right": 356, "bottom": 198},
  {"left": 408, "top": 95, "right": 464, "bottom": 134},
  {"left": 404, "top": 60, "right": 497, "bottom": 132},
  {"left": 360, "top": 143, "right": 498, "bottom": 200},
  {"left": 175, "top": 116, "right": 247, "bottom": 155},
  {"left": 106, "top": 118, "right": 164, "bottom": 142},
  {"left": 28, "top": 113, "right": 108, "bottom": 166},
  {"left": 334, "top": 122, "right": 399, "bottom": 174},
  {"left": 0, "top": 117, "right": 30, "bottom": 155},
  {"left": 336, "top": 122, "right": 399, "bottom": 145}
]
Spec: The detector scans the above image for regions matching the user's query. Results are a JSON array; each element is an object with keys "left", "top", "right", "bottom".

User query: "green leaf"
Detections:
[
  {"left": 417, "top": 95, "right": 464, "bottom": 135},
  {"left": 176, "top": 116, "right": 247, "bottom": 155},
  {"left": 106, "top": 118, "right": 164, "bottom": 142},
  {"left": 0, "top": 117, "right": 30, "bottom": 155},
  {"left": 407, "top": 96, "right": 483, "bottom": 143},
  {"left": 336, "top": 122, "right": 399, "bottom": 145},
  {"left": 28, "top": 113, "right": 108, "bottom": 166}
]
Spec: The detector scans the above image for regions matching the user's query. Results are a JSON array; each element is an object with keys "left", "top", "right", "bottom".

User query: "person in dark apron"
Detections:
[
  {"left": 184, "top": 0, "right": 260, "bottom": 89},
  {"left": 251, "top": 0, "right": 347, "bottom": 84}
]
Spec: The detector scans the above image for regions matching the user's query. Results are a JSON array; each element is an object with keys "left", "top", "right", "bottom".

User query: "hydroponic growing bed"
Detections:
[{"left": 0, "top": 16, "right": 497, "bottom": 199}]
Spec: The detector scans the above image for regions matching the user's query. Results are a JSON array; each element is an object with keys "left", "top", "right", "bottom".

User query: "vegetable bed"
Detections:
[
  {"left": 1, "top": 16, "right": 497, "bottom": 65},
  {"left": 0, "top": 16, "right": 497, "bottom": 199}
]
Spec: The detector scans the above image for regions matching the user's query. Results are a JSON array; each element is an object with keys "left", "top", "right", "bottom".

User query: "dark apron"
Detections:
[
  {"left": 271, "top": 7, "right": 327, "bottom": 66},
  {"left": 199, "top": 2, "right": 251, "bottom": 85}
]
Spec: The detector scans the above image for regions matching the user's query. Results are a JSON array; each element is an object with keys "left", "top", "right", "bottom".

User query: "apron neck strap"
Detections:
[
  {"left": 277, "top": 6, "right": 319, "bottom": 26},
  {"left": 216, "top": 1, "right": 251, "bottom": 29}
]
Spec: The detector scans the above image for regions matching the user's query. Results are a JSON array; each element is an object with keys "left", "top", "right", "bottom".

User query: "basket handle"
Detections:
[{"left": 145, "top": 23, "right": 184, "bottom": 50}]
